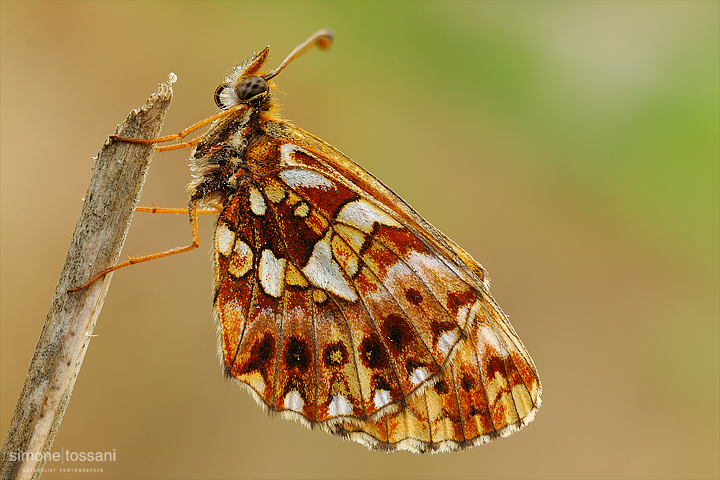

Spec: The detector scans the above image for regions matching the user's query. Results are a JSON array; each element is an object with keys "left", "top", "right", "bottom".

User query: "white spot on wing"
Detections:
[
  {"left": 328, "top": 394, "right": 353, "bottom": 417},
  {"left": 336, "top": 199, "right": 401, "bottom": 234},
  {"left": 407, "top": 250, "right": 443, "bottom": 277},
  {"left": 302, "top": 235, "right": 357, "bottom": 302},
  {"left": 456, "top": 304, "right": 471, "bottom": 328},
  {"left": 280, "top": 143, "right": 300, "bottom": 166},
  {"left": 437, "top": 329, "right": 460, "bottom": 355},
  {"left": 259, "top": 249, "right": 287, "bottom": 298},
  {"left": 229, "top": 240, "right": 253, "bottom": 278},
  {"left": 373, "top": 390, "right": 391, "bottom": 409},
  {"left": 280, "top": 169, "right": 334, "bottom": 190},
  {"left": 410, "top": 367, "right": 429, "bottom": 386},
  {"left": 249, "top": 186, "right": 266, "bottom": 215},
  {"left": 215, "top": 224, "right": 235, "bottom": 256},
  {"left": 479, "top": 324, "right": 504, "bottom": 353},
  {"left": 284, "top": 390, "right": 304, "bottom": 412}
]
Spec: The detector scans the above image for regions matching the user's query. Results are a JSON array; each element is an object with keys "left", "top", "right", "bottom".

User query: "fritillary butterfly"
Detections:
[{"left": 73, "top": 30, "right": 541, "bottom": 453}]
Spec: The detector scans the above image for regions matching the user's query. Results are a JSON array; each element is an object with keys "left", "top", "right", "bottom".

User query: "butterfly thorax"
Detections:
[{"left": 187, "top": 100, "right": 283, "bottom": 208}]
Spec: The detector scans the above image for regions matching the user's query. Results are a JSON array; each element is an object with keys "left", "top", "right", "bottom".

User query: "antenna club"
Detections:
[
  {"left": 264, "top": 29, "right": 336, "bottom": 81},
  {"left": 315, "top": 29, "right": 335, "bottom": 49}
]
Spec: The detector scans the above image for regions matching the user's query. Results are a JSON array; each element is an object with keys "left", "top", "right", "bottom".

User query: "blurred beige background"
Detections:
[{"left": 2, "top": 1, "right": 717, "bottom": 479}]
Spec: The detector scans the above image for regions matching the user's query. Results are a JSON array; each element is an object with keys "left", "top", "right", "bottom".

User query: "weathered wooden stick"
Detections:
[{"left": 0, "top": 75, "right": 174, "bottom": 480}]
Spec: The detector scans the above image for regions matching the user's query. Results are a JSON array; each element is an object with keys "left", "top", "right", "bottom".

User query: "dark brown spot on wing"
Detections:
[
  {"left": 284, "top": 335, "right": 311, "bottom": 372},
  {"left": 359, "top": 335, "right": 389, "bottom": 369},
  {"left": 239, "top": 332, "right": 276, "bottom": 377},
  {"left": 405, "top": 288, "right": 423, "bottom": 305},
  {"left": 380, "top": 314, "right": 411, "bottom": 353}
]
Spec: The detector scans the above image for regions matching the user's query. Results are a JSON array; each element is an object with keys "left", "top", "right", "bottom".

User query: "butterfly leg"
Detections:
[
  {"left": 136, "top": 203, "right": 221, "bottom": 215},
  {"left": 67, "top": 200, "right": 202, "bottom": 293},
  {"left": 110, "top": 104, "right": 245, "bottom": 151}
]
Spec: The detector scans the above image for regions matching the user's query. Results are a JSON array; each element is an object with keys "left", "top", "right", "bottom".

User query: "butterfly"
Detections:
[{"left": 74, "top": 29, "right": 541, "bottom": 453}]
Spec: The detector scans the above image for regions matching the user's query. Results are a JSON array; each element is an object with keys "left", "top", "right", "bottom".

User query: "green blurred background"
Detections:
[{"left": 2, "top": 1, "right": 717, "bottom": 479}]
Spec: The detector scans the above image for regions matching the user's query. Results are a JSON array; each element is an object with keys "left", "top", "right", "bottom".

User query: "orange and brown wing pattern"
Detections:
[
  {"left": 212, "top": 137, "right": 540, "bottom": 446},
  {"left": 212, "top": 145, "right": 491, "bottom": 427},
  {"left": 327, "top": 300, "right": 542, "bottom": 453}
]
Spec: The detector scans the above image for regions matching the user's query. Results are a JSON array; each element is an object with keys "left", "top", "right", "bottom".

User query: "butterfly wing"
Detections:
[
  {"left": 326, "top": 300, "right": 542, "bottom": 452},
  {"left": 211, "top": 119, "right": 540, "bottom": 441}
]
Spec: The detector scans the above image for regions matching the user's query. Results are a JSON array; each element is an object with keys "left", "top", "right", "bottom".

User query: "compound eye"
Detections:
[
  {"left": 214, "top": 83, "right": 231, "bottom": 108},
  {"left": 236, "top": 76, "right": 268, "bottom": 101}
]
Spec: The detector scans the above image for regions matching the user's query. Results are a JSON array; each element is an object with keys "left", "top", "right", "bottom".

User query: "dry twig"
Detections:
[{"left": 0, "top": 75, "right": 174, "bottom": 480}]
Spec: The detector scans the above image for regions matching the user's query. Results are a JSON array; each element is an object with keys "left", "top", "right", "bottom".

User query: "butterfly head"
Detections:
[
  {"left": 214, "top": 29, "right": 334, "bottom": 110},
  {"left": 213, "top": 48, "right": 272, "bottom": 109}
]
